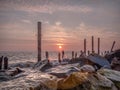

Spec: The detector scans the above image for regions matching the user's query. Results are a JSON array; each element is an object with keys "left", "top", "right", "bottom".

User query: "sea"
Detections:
[{"left": 0, "top": 51, "right": 81, "bottom": 65}]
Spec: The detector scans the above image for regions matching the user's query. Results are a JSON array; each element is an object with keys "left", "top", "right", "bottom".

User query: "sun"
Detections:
[
  {"left": 59, "top": 45, "right": 62, "bottom": 49},
  {"left": 57, "top": 43, "right": 63, "bottom": 50}
]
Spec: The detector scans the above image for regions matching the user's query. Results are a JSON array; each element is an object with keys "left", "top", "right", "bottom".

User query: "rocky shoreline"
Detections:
[
  {"left": 0, "top": 50, "right": 120, "bottom": 90},
  {"left": 0, "top": 64, "right": 120, "bottom": 90}
]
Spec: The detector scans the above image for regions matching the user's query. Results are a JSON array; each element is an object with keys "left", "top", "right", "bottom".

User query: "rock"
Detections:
[
  {"left": 57, "top": 72, "right": 89, "bottom": 89},
  {"left": 1, "top": 63, "right": 120, "bottom": 90},
  {"left": 0, "top": 70, "right": 57, "bottom": 90},
  {"left": 105, "top": 49, "right": 120, "bottom": 63},
  {"left": 0, "top": 72, "right": 12, "bottom": 82},
  {"left": 57, "top": 71, "right": 118, "bottom": 90},
  {"left": 111, "top": 57, "right": 120, "bottom": 71},
  {"left": 33, "top": 59, "right": 52, "bottom": 71},
  {"left": 46, "top": 63, "right": 80, "bottom": 78},
  {"left": 80, "top": 65, "right": 95, "bottom": 73},
  {"left": 87, "top": 54, "right": 110, "bottom": 68},
  {"left": 88, "top": 73, "right": 117, "bottom": 90},
  {"left": 98, "top": 69, "right": 120, "bottom": 89},
  {"left": 10, "top": 61, "right": 35, "bottom": 68},
  {"left": 26, "top": 72, "right": 57, "bottom": 90}
]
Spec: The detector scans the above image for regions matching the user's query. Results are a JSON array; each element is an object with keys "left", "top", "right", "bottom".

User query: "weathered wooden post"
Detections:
[
  {"left": 45, "top": 51, "right": 49, "bottom": 60},
  {"left": 111, "top": 41, "right": 115, "bottom": 52},
  {"left": 84, "top": 39, "right": 86, "bottom": 55},
  {"left": 75, "top": 52, "right": 77, "bottom": 58},
  {"left": 101, "top": 52, "right": 103, "bottom": 56},
  {"left": 45, "top": 51, "right": 50, "bottom": 63},
  {"left": 107, "top": 51, "right": 109, "bottom": 54},
  {"left": 98, "top": 38, "right": 100, "bottom": 55},
  {"left": 72, "top": 51, "right": 74, "bottom": 60},
  {"left": 87, "top": 50, "right": 90, "bottom": 56},
  {"left": 38, "top": 22, "right": 42, "bottom": 62},
  {"left": 58, "top": 52, "right": 61, "bottom": 63},
  {"left": 80, "top": 50, "right": 83, "bottom": 57},
  {"left": 4, "top": 57, "right": 8, "bottom": 70},
  {"left": 92, "top": 36, "right": 94, "bottom": 53},
  {"left": 0, "top": 56, "right": 3, "bottom": 70},
  {"left": 62, "top": 50, "right": 64, "bottom": 59},
  {"left": 104, "top": 51, "right": 107, "bottom": 55}
]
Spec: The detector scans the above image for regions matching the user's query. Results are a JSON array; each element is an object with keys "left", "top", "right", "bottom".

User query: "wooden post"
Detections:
[
  {"left": 45, "top": 51, "right": 49, "bottom": 59},
  {"left": 98, "top": 38, "right": 100, "bottom": 55},
  {"left": 80, "top": 50, "right": 83, "bottom": 54},
  {"left": 104, "top": 51, "right": 107, "bottom": 55},
  {"left": 75, "top": 52, "right": 77, "bottom": 58},
  {"left": 4, "top": 57, "right": 8, "bottom": 70},
  {"left": 111, "top": 41, "right": 115, "bottom": 52},
  {"left": 72, "top": 51, "right": 74, "bottom": 59},
  {"left": 0, "top": 56, "right": 3, "bottom": 70},
  {"left": 38, "top": 22, "right": 41, "bottom": 62},
  {"left": 45, "top": 51, "right": 49, "bottom": 63},
  {"left": 80, "top": 50, "right": 83, "bottom": 57},
  {"left": 88, "top": 50, "right": 90, "bottom": 56},
  {"left": 62, "top": 50, "right": 64, "bottom": 59},
  {"left": 101, "top": 52, "right": 103, "bottom": 56},
  {"left": 92, "top": 36, "right": 94, "bottom": 53},
  {"left": 58, "top": 52, "right": 61, "bottom": 63},
  {"left": 107, "top": 51, "right": 109, "bottom": 54},
  {"left": 84, "top": 39, "right": 86, "bottom": 55}
]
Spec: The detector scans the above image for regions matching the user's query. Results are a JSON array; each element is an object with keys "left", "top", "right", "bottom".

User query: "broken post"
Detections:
[
  {"left": 111, "top": 41, "right": 116, "bottom": 52},
  {"left": 4, "top": 57, "right": 8, "bottom": 70},
  {"left": 72, "top": 51, "right": 74, "bottom": 60},
  {"left": 38, "top": 22, "right": 41, "bottom": 62},
  {"left": 84, "top": 39, "right": 86, "bottom": 55},
  {"left": 80, "top": 50, "right": 83, "bottom": 57},
  {"left": 45, "top": 51, "right": 49, "bottom": 60},
  {"left": 88, "top": 50, "right": 90, "bottom": 56},
  {"left": 104, "top": 51, "right": 107, "bottom": 55},
  {"left": 98, "top": 38, "right": 100, "bottom": 55},
  {"left": 0, "top": 56, "right": 3, "bottom": 70},
  {"left": 45, "top": 51, "right": 50, "bottom": 63},
  {"left": 58, "top": 52, "right": 61, "bottom": 63},
  {"left": 75, "top": 52, "right": 77, "bottom": 58},
  {"left": 62, "top": 50, "right": 64, "bottom": 59},
  {"left": 92, "top": 36, "right": 94, "bottom": 53}
]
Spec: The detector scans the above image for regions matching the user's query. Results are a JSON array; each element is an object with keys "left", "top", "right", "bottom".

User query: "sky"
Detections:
[{"left": 0, "top": 0, "right": 120, "bottom": 52}]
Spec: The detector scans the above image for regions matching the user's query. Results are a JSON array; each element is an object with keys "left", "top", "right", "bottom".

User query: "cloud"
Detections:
[
  {"left": 75, "top": 22, "right": 119, "bottom": 38},
  {"left": 21, "top": 19, "right": 31, "bottom": 23},
  {"left": 0, "top": 0, "right": 119, "bottom": 51},
  {"left": 55, "top": 21, "right": 62, "bottom": 26},
  {"left": 42, "top": 22, "right": 74, "bottom": 45},
  {"left": 44, "top": 21, "right": 49, "bottom": 24},
  {"left": 0, "top": 23, "right": 36, "bottom": 40},
  {"left": 0, "top": 1, "right": 93, "bottom": 14}
]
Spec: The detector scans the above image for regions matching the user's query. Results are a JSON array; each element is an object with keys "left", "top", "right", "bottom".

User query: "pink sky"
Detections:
[{"left": 0, "top": 0, "right": 120, "bottom": 52}]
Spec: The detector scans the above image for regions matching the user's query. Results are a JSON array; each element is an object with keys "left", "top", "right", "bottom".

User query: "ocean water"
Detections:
[{"left": 0, "top": 51, "right": 81, "bottom": 65}]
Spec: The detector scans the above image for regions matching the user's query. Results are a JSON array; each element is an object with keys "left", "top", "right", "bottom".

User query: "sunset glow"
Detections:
[
  {"left": 0, "top": 0, "right": 120, "bottom": 51},
  {"left": 57, "top": 43, "right": 63, "bottom": 50},
  {"left": 59, "top": 45, "right": 62, "bottom": 49}
]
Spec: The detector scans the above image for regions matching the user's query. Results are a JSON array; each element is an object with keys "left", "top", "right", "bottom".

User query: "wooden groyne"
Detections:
[{"left": 37, "top": 21, "right": 117, "bottom": 62}]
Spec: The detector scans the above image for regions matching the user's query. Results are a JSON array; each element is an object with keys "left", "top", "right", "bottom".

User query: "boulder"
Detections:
[
  {"left": 0, "top": 71, "right": 12, "bottom": 82},
  {"left": 57, "top": 72, "right": 89, "bottom": 89},
  {"left": 46, "top": 63, "right": 80, "bottom": 78},
  {"left": 80, "top": 65, "right": 95, "bottom": 73},
  {"left": 57, "top": 71, "right": 118, "bottom": 90},
  {"left": 98, "top": 69, "right": 120, "bottom": 89},
  {"left": 0, "top": 70, "right": 57, "bottom": 90},
  {"left": 87, "top": 54, "right": 110, "bottom": 68}
]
